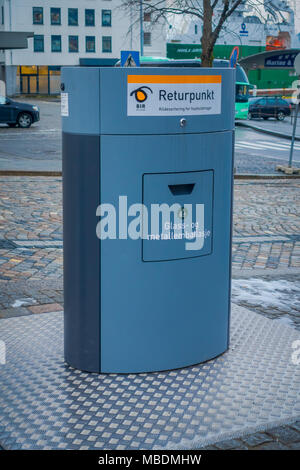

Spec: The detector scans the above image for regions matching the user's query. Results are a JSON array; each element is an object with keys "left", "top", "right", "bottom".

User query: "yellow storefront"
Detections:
[{"left": 16, "top": 65, "right": 61, "bottom": 94}]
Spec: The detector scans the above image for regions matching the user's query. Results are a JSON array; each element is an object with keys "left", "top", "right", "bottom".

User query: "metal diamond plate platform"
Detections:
[{"left": 0, "top": 305, "right": 300, "bottom": 450}]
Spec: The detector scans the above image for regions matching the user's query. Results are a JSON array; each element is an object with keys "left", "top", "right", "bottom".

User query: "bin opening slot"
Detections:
[{"left": 168, "top": 183, "right": 195, "bottom": 196}]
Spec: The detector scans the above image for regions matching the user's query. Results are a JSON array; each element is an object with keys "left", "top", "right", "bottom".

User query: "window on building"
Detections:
[
  {"left": 102, "top": 10, "right": 111, "bottom": 27},
  {"left": 1, "top": 6, "right": 4, "bottom": 25},
  {"left": 51, "top": 35, "right": 61, "bottom": 52},
  {"left": 33, "top": 7, "right": 43, "bottom": 25},
  {"left": 33, "top": 35, "right": 44, "bottom": 52},
  {"left": 144, "top": 32, "right": 151, "bottom": 46},
  {"left": 86, "top": 36, "right": 96, "bottom": 53},
  {"left": 102, "top": 36, "right": 112, "bottom": 53},
  {"left": 194, "top": 24, "right": 198, "bottom": 35},
  {"left": 50, "top": 7, "right": 61, "bottom": 25},
  {"left": 144, "top": 12, "right": 151, "bottom": 22},
  {"left": 69, "top": 35, "right": 79, "bottom": 52},
  {"left": 85, "top": 9, "right": 95, "bottom": 26},
  {"left": 68, "top": 8, "right": 78, "bottom": 26}
]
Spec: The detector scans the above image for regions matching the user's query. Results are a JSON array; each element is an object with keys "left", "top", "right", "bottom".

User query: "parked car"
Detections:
[
  {"left": 248, "top": 97, "right": 291, "bottom": 121},
  {"left": 0, "top": 96, "right": 40, "bottom": 128}
]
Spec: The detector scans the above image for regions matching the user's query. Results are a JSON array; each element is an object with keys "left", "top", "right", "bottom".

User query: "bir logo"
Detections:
[{"left": 130, "top": 86, "right": 153, "bottom": 103}]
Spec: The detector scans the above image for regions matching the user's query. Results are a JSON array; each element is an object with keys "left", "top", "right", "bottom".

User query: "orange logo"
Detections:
[{"left": 130, "top": 86, "right": 153, "bottom": 103}]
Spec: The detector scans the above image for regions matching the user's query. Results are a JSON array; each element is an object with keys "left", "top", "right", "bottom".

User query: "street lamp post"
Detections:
[
  {"left": 288, "top": 87, "right": 299, "bottom": 168},
  {"left": 288, "top": 53, "right": 300, "bottom": 169},
  {"left": 140, "top": 0, "right": 144, "bottom": 57},
  {"left": 276, "top": 53, "right": 300, "bottom": 175}
]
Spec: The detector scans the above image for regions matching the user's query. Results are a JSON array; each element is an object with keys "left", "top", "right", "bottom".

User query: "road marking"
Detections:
[
  {"left": 0, "top": 129, "right": 59, "bottom": 137},
  {"left": 256, "top": 140, "right": 300, "bottom": 148},
  {"left": 235, "top": 141, "right": 300, "bottom": 151},
  {"left": 235, "top": 142, "right": 272, "bottom": 150},
  {"left": 237, "top": 139, "right": 300, "bottom": 148},
  {"left": 259, "top": 141, "right": 300, "bottom": 150}
]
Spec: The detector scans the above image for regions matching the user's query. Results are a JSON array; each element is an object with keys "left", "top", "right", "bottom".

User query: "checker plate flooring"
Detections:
[{"left": 0, "top": 304, "right": 300, "bottom": 450}]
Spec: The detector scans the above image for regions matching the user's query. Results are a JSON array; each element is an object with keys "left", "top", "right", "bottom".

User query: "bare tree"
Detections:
[
  {"left": 201, "top": 0, "right": 245, "bottom": 66},
  {"left": 121, "top": 1, "right": 245, "bottom": 66},
  {"left": 120, "top": 1, "right": 285, "bottom": 67}
]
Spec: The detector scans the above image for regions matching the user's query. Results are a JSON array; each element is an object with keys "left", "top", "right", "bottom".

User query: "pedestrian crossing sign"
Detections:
[{"left": 121, "top": 51, "right": 140, "bottom": 67}]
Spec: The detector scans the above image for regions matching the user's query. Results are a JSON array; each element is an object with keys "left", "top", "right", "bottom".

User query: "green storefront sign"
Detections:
[
  {"left": 167, "top": 43, "right": 202, "bottom": 59},
  {"left": 167, "top": 43, "right": 266, "bottom": 61}
]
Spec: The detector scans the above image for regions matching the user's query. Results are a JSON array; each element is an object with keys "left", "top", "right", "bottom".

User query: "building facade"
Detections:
[
  {"left": 166, "top": 0, "right": 300, "bottom": 89},
  {"left": 1, "top": 0, "right": 166, "bottom": 95},
  {"left": 167, "top": 0, "right": 299, "bottom": 49}
]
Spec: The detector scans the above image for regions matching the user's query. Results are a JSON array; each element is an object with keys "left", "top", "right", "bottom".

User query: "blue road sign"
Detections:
[
  {"left": 239, "top": 22, "right": 248, "bottom": 36},
  {"left": 229, "top": 46, "right": 239, "bottom": 68},
  {"left": 121, "top": 51, "right": 140, "bottom": 67},
  {"left": 264, "top": 52, "right": 298, "bottom": 68}
]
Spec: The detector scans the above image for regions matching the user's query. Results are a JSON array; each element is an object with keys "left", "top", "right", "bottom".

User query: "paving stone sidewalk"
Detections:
[{"left": 0, "top": 176, "right": 299, "bottom": 450}]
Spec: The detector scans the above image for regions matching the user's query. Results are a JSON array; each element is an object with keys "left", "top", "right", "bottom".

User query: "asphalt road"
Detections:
[
  {"left": 0, "top": 99, "right": 61, "bottom": 172},
  {"left": 235, "top": 125, "right": 300, "bottom": 174},
  {"left": 0, "top": 98, "right": 300, "bottom": 174}
]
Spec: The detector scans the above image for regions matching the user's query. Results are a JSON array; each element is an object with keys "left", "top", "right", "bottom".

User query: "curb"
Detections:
[
  {"left": 0, "top": 171, "right": 61, "bottom": 177},
  {"left": 235, "top": 120, "right": 300, "bottom": 141},
  {"left": 234, "top": 173, "right": 300, "bottom": 179},
  {"left": 0, "top": 171, "right": 300, "bottom": 179},
  {"left": 10, "top": 94, "right": 60, "bottom": 102},
  {"left": 232, "top": 267, "right": 300, "bottom": 278}
]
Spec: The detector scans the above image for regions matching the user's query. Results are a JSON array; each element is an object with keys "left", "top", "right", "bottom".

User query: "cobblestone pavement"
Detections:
[
  {"left": 232, "top": 180, "right": 300, "bottom": 269},
  {"left": 234, "top": 151, "right": 300, "bottom": 175},
  {"left": 0, "top": 99, "right": 61, "bottom": 172},
  {"left": 202, "top": 422, "right": 300, "bottom": 450},
  {"left": 0, "top": 176, "right": 299, "bottom": 450}
]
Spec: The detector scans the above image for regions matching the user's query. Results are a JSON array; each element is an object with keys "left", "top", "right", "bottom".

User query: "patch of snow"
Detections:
[
  {"left": 12, "top": 298, "right": 37, "bottom": 308},
  {"left": 232, "top": 278, "right": 299, "bottom": 310}
]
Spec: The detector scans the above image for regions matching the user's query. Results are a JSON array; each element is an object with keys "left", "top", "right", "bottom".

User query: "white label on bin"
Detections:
[
  {"left": 61, "top": 92, "right": 69, "bottom": 117},
  {"left": 127, "top": 75, "right": 222, "bottom": 116}
]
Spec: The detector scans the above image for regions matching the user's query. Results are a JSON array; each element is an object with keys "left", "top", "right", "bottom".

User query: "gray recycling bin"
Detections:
[{"left": 62, "top": 67, "right": 235, "bottom": 373}]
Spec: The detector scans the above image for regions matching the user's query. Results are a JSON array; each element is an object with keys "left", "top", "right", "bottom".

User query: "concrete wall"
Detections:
[{"left": 5, "top": 64, "right": 17, "bottom": 95}]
